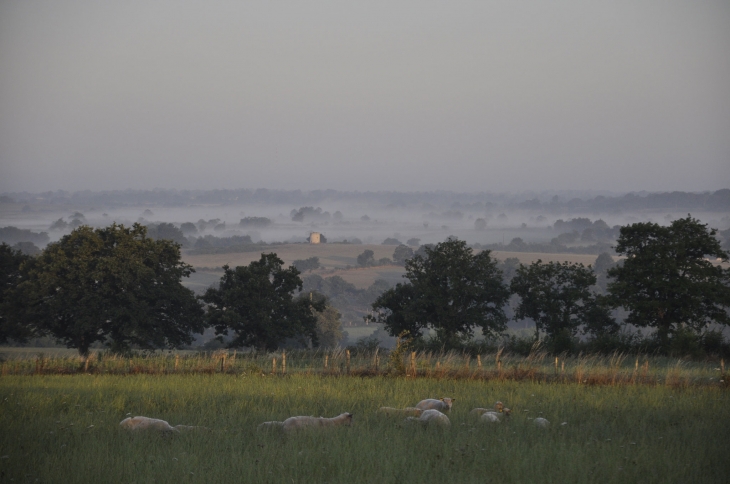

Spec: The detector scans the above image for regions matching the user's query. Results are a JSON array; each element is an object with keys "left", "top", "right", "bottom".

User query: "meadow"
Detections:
[{"left": 0, "top": 350, "right": 728, "bottom": 483}]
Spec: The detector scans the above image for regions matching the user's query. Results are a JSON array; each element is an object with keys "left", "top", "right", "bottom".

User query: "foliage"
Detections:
[
  {"left": 371, "top": 238, "right": 510, "bottom": 345},
  {"left": 17, "top": 224, "right": 205, "bottom": 355},
  {"left": 145, "top": 223, "right": 187, "bottom": 245},
  {"left": 392, "top": 244, "right": 414, "bottom": 265},
  {"left": 314, "top": 298, "right": 345, "bottom": 348},
  {"left": 357, "top": 249, "right": 376, "bottom": 267},
  {"left": 202, "top": 253, "right": 325, "bottom": 350},
  {"left": 239, "top": 216, "right": 272, "bottom": 228},
  {"left": 607, "top": 215, "right": 730, "bottom": 347},
  {"left": 406, "top": 238, "right": 420, "bottom": 246},
  {"left": 292, "top": 256, "right": 321, "bottom": 272},
  {"left": 381, "top": 237, "right": 402, "bottom": 245},
  {"left": 0, "top": 226, "right": 50, "bottom": 246},
  {"left": 592, "top": 252, "right": 617, "bottom": 293},
  {"left": 474, "top": 218, "right": 487, "bottom": 230},
  {"left": 0, "top": 243, "right": 33, "bottom": 343},
  {"left": 510, "top": 260, "right": 616, "bottom": 348}
]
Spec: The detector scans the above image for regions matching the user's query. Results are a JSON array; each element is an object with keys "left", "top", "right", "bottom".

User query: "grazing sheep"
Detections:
[
  {"left": 480, "top": 412, "right": 502, "bottom": 423},
  {"left": 120, "top": 416, "right": 178, "bottom": 432},
  {"left": 378, "top": 407, "right": 423, "bottom": 417},
  {"left": 533, "top": 417, "right": 550, "bottom": 428},
  {"left": 281, "top": 413, "right": 353, "bottom": 432},
  {"left": 470, "top": 401, "right": 512, "bottom": 422},
  {"left": 257, "top": 421, "right": 285, "bottom": 431},
  {"left": 406, "top": 409, "right": 451, "bottom": 427},
  {"left": 415, "top": 398, "right": 455, "bottom": 412}
]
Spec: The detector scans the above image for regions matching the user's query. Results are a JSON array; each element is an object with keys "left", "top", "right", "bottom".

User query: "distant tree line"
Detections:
[{"left": 6, "top": 188, "right": 728, "bottom": 213}]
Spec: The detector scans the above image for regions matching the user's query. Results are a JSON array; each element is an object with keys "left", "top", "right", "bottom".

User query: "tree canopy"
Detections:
[
  {"left": 17, "top": 224, "right": 205, "bottom": 355},
  {"left": 607, "top": 215, "right": 730, "bottom": 346},
  {"left": 202, "top": 253, "right": 325, "bottom": 350},
  {"left": 510, "top": 260, "right": 615, "bottom": 351},
  {"left": 0, "top": 243, "right": 34, "bottom": 344},
  {"left": 370, "top": 239, "right": 509, "bottom": 346}
]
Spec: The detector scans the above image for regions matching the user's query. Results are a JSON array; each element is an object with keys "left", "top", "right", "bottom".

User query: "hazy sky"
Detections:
[{"left": 1, "top": 1, "right": 729, "bottom": 194}]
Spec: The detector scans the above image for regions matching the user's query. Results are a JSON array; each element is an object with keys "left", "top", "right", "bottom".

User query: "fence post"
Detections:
[
  {"left": 282, "top": 351, "right": 287, "bottom": 375},
  {"left": 554, "top": 357, "right": 559, "bottom": 375},
  {"left": 436, "top": 361, "right": 440, "bottom": 371},
  {"left": 175, "top": 355, "right": 180, "bottom": 372},
  {"left": 477, "top": 354, "right": 482, "bottom": 369},
  {"left": 721, "top": 359, "right": 725, "bottom": 375},
  {"left": 325, "top": 354, "right": 329, "bottom": 370},
  {"left": 272, "top": 357, "right": 277, "bottom": 375},
  {"left": 221, "top": 354, "right": 226, "bottom": 373},
  {"left": 346, "top": 350, "right": 351, "bottom": 375},
  {"left": 410, "top": 351, "right": 416, "bottom": 376}
]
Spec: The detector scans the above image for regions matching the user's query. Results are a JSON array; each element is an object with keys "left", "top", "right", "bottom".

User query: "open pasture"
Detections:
[{"left": 0, "top": 374, "right": 728, "bottom": 483}]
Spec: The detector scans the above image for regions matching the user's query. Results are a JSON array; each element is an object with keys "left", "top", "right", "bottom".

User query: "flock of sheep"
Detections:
[{"left": 119, "top": 397, "right": 551, "bottom": 434}]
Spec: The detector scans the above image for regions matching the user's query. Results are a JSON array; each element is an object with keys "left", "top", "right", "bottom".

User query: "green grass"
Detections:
[{"left": 0, "top": 374, "right": 728, "bottom": 483}]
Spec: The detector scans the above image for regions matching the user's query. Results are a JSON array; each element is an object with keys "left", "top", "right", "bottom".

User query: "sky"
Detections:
[{"left": 1, "top": 0, "right": 729, "bottom": 194}]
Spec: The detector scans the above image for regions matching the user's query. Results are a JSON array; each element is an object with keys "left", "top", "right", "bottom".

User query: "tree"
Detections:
[
  {"left": 0, "top": 243, "right": 34, "bottom": 343},
  {"left": 314, "top": 299, "right": 344, "bottom": 348},
  {"left": 510, "top": 260, "right": 615, "bottom": 351},
  {"left": 607, "top": 216, "right": 730, "bottom": 347},
  {"left": 18, "top": 224, "right": 205, "bottom": 356},
  {"left": 202, "top": 253, "right": 325, "bottom": 350},
  {"left": 592, "top": 252, "right": 617, "bottom": 294},
  {"left": 292, "top": 256, "right": 321, "bottom": 272},
  {"left": 370, "top": 238, "right": 510, "bottom": 346},
  {"left": 357, "top": 250, "right": 375, "bottom": 267},
  {"left": 474, "top": 218, "right": 487, "bottom": 230},
  {"left": 392, "top": 245, "right": 414, "bottom": 266}
]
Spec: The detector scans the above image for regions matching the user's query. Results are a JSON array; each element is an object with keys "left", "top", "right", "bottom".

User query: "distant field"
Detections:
[
  {"left": 0, "top": 374, "right": 727, "bottom": 483},
  {"left": 183, "top": 245, "right": 607, "bottom": 290}
]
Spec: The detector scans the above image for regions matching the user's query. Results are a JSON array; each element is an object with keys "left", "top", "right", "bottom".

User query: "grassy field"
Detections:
[{"left": 0, "top": 373, "right": 727, "bottom": 483}]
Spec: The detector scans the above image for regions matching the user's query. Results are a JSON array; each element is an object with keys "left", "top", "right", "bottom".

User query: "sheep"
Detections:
[
  {"left": 415, "top": 398, "right": 455, "bottom": 412},
  {"left": 480, "top": 412, "right": 502, "bottom": 423},
  {"left": 405, "top": 409, "right": 451, "bottom": 427},
  {"left": 257, "top": 421, "right": 285, "bottom": 431},
  {"left": 119, "top": 416, "right": 178, "bottom": 433},
  {"left": 281, "top": 413, "right": 353, "bottom": 433},
  {"left": 378, "top": 407, "right": 423, "bottom": 417},
  {"left": 470, "top": 401, "right": 512, "bottom": 422},
  {"left": 533, "top": 417, "right": 550, "bottom": 428}
]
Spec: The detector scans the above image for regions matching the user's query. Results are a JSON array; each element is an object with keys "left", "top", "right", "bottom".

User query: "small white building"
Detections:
[{"left": 309, "top": 232, "right": 321, "bottom": 244}]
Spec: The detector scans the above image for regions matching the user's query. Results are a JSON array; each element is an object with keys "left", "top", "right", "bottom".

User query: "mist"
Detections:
[{"left": 1, "top": 1, "right": 729, "bottom": 194}]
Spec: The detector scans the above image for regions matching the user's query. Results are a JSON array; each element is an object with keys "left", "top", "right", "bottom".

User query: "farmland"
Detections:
[
  {"left": 182, "top": 244, "right": 603, "bottom": 291},
  {"left": 0, "top": 370, "right": 728, "bottom": 483}
]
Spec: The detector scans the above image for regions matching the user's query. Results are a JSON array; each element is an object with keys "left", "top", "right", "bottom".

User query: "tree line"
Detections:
[
  {"left": 369, "top": 215, "right": 730, "bottom": 355},
  {"left": 1, "top": 216, "right": 729, "bottom": 357}
]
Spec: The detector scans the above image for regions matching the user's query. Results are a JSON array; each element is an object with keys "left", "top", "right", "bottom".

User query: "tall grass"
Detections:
[
  {"left": 0, "top": 374, "right": 728, "bottom": 483},
  {"left": 1, "top": 348, "right": 726, "bottom": 388}
]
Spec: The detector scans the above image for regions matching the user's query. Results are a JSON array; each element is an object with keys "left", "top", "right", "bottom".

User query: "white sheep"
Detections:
[
  {"left": 415, "top": 398, "right": 455, "bottom": 412},
  {"left": 470, "top": 401, "right": 512, "bottom": 422},
  {"left": 533, "top": 417, "right": 550, "bottom": 428},
  {"left": 119, "top": 416, "right": 176, "bottom": 432},
  {"left": 378, "top": 407, "right": 423, "bottom": 417},
  {"left": 281, "top": 413, "right": 353, "bottom": 432},
  {"left": 406, "top": 409, "right": 451, "bottom": 427},
  {"left": 257, "top": 421, "right": 285, "bottom": 431}
]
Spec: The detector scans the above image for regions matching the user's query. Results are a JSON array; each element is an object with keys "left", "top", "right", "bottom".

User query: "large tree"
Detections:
[
  {"left": 0, "top": 243, "right": 34, "bottom": 343},
  {"left": 607, "top": 216, "right": 730, "bottom": 346},
  {"left": 510, "top": 260, "right": 616, "bottom": 350},
  {"left": 202, "top": 253, "right": 325, "bottom": 350},
  {"left": 18, "top": 224, "right": 205, "bottom": 355},
  {"left": 370, "top": 238, "right": 510, "bottom": 345}
]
